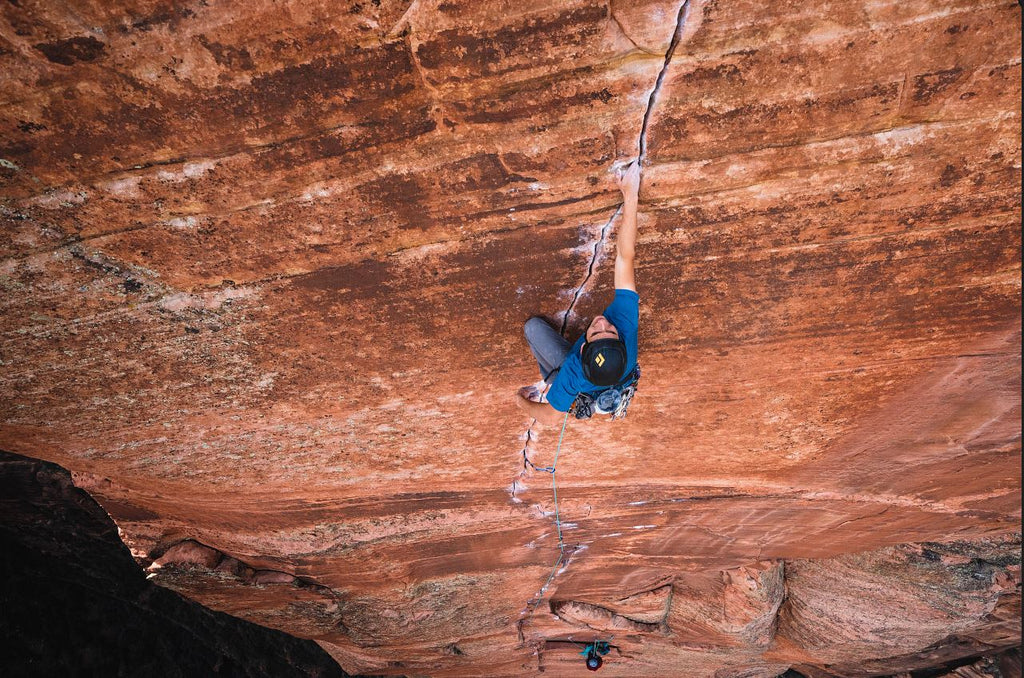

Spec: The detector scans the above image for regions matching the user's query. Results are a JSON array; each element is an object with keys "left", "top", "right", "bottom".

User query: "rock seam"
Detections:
[{"left": 512, "top": 0, "right": 696, "bottom": 640}]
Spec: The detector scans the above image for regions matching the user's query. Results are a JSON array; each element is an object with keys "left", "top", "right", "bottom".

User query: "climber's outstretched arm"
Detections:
[{"left": 614, "top": 161, "right": 641, "bottom": 292}]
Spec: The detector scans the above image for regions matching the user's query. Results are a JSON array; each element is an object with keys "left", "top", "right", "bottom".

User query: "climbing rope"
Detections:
[
  {"left": 519, "top": 411, "right": 574, "bottom": 632},
  {"left": 520, "top": 418, "right": 616, "bottom": 671},
  {"left": 525, "top": 411, "right": 570, "bottom": 552}
]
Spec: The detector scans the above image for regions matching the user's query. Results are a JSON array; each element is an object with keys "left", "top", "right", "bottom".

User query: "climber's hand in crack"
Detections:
[
  {"left": 515, "top": 388, "right": 565, "bottom": 427},
  {"left": 616, "top": 160, "right": 641, "bottom": 203}
]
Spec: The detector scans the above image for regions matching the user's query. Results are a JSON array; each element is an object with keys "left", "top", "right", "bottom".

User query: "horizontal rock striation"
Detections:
[{"left": 1, "top": 0, "right": 1020, "bottom": 675}]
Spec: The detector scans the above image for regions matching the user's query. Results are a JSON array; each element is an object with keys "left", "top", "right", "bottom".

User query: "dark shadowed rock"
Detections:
[{"left": 0, "top": 450, "right": 350, "bottom": 678}]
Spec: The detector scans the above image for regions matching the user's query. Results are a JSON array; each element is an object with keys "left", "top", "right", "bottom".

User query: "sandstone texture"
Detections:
[{"left": 0, "top": 0, "right": 1020, "bottom": 676}]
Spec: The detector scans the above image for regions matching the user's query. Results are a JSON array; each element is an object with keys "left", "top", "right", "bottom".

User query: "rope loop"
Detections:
[{"left": 544, "top": 412, "right": 570, "bottom": 553}]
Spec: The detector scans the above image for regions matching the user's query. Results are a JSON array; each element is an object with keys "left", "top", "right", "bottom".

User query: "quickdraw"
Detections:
[{"left": 570, "top": 366, "right": 641, "bottom": 421}]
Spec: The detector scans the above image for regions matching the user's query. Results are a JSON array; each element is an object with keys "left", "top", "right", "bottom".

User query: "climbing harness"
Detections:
[
  {"left": 570, "top": 365, "right": 641, "bottom": 421},
  {"left": 580, "top": 641, "right": 611, "bottom": 671}
]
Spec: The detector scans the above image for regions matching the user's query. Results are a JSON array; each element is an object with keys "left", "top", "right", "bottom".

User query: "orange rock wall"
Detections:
[{"left": 1, "top": 0, "right": 1020, "bottom": 675}]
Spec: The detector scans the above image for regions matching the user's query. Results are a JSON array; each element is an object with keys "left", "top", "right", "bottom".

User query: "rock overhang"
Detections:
[{"left": 0, "top": 0, "right": 1020, "bottom": 675}]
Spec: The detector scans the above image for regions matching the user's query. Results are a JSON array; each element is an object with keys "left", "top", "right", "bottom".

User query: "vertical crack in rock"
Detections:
[
  {"left": 511, "top": 427, "right": 535, "bottom": 501},
  {"left": 515, "top": 545, "right": 583, "bottom": 644},
  {"left": 558, "top": 205, "right": 623, "bottom": 337},
  {"left": 639, "top": 0, "right": 692, "bottom": 164},
  {"left": 557, "top": 0, "right": 695, "bottom": 338},
  {"left": 513, "top": 0, "right": 696, "bottom": 639},
  {"left": 518, "top": 0, "right": 695, "bottom": 469}
]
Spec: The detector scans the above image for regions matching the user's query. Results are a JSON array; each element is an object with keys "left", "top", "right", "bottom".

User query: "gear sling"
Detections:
[{"left": 570, "top": 366, "right": 640, "bottom": 420}]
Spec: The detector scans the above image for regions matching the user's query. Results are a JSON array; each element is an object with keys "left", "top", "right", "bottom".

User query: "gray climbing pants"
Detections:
[{"left": 524, "top": 317, "right": 571, "bottom": 384}]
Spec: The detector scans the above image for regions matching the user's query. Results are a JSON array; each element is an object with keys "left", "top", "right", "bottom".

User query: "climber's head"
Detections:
[{"left": 581, "top": 316, "right": 626, "bottom": 386}]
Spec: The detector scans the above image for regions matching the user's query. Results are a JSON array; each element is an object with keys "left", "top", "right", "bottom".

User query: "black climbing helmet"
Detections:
[{"left": 581, "top": 338, "right": 627, "bottom": 386}]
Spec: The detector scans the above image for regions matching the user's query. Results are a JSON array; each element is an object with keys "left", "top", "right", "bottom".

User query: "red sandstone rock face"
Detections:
[{"left": 1, "top": 0, "right": 1020, "bottom": 675}]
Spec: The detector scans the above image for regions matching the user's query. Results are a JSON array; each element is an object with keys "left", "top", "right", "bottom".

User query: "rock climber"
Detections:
[{"left": 515, "top": 160, "right": 642, "bottom": 426}]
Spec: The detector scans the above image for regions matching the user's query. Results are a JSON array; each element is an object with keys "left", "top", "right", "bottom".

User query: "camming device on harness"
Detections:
[{"left": 570, "top": 366, "right": 640, "bottom": 420}]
